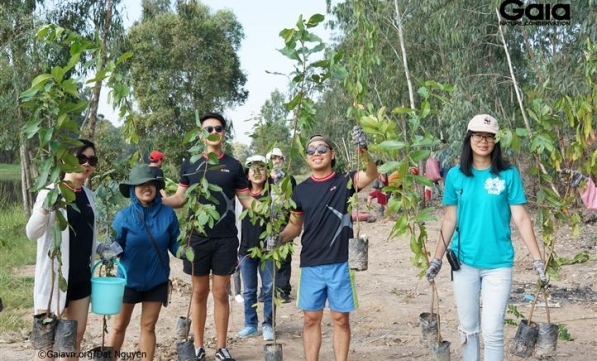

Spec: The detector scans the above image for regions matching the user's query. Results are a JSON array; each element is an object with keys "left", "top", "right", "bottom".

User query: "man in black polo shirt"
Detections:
[
  {"left": 162, "top": 112, "right": 256, "bottom": 361},
  {"left": 278, "top": 128, "right": 377, "bottom": 361}
]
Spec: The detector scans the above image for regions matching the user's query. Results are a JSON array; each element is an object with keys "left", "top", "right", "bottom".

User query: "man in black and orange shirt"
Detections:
[
  {"left": 162, "top": 112, "right": 255, "bottom": 361},
  {"left": 279, "top": 128, "right": 377, "bottom": 361}
]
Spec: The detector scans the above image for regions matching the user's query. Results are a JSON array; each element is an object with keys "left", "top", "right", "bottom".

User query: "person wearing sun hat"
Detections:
[
  {"left": 107, "top": 164, "right": 180, "bottom": 360},
  {"left": 148, "top": 150, "right": 167, "bottom": 179},
  {"left": 425, "top": 114, "right": 545, "bottom": 361},
  {"left": 276, "top": 127, "right": 378, "bottom": 361}
]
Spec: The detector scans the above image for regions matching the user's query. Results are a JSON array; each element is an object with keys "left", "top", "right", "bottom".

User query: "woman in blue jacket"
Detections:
[{"left": 107, "top": 165, "right": 180, "bottom": 359}]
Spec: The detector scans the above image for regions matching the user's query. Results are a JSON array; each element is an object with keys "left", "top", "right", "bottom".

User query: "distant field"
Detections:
[{"left": 0, "top": 164, "right": 20, "bottom": 180}]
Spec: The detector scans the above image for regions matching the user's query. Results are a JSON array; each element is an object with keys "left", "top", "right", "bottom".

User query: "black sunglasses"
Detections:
[
  {"left": 76, "top": 154, "right": 98, "bottom": 166},
  {"left": 306, "top": 145, "right": 330, "bottom": 156},
  {"left": 203, "top": 125, "right": 224, "bottom": 134}
]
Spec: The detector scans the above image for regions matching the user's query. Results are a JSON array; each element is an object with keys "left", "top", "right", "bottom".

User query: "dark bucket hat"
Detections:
[{"left": 119, "top": 165, "right": 165, "bottom": 198}]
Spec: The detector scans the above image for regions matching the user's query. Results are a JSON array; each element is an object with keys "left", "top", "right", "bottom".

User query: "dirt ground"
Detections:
[{"left": 1, "top": 198, "right": 596, "bottom": 360}]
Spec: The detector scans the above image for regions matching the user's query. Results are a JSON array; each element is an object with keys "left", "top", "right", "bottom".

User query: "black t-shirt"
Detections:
[
  {"left": 239, "top": 190, "right": 268, "bottom": 256},
  {"left": 67, "top": 189, "right": 94, "bottom": 286},
  {"left": 291, "top": 171, "right": 357, "bottom": 267},
  {"left": 149, "top": 166, "right": 164, "bottom": 179},
  {"left": 179, "top": 153, "right": 249, "bottom": 238}
]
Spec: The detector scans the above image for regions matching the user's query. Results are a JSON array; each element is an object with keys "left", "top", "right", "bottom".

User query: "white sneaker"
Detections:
[{"left": 234, "top": 294, "right": 244, "bottom": 303}]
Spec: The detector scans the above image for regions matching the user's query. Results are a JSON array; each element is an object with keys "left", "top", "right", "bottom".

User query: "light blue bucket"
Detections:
[{"left": 90, "top": 260, "right": 127, "bottom": 315}]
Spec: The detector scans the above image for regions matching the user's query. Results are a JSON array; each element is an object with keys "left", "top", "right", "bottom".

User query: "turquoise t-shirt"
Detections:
[{"left": 443, "top": 165, "right": 527, "bottom": 268}]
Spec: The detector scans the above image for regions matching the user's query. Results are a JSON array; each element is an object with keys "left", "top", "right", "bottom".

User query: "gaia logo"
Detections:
[{"left": 499, "top": 0, "right": 571, "bottom": 26}]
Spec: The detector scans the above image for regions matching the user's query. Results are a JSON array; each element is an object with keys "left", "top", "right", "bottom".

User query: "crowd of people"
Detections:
[{"left": 27, "top": 112, "right": 594, "bottom": 361}]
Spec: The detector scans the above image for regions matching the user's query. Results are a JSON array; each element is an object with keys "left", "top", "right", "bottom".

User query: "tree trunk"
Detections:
[
  {"left": 84, "top": 0, "right": 115, "bottom": 141},
  {"left": 20, "top": 144, "right": 32, "bottom": 216}
]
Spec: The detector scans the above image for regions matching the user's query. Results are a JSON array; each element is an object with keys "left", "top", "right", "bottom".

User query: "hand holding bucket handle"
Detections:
[{"left": 91, "top": 259, "right": 127, "bottom": 282}]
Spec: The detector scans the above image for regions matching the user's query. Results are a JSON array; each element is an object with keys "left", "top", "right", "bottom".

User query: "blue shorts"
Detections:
[{"left": 297, "top": 262, "right": 358, "bottom": 312}]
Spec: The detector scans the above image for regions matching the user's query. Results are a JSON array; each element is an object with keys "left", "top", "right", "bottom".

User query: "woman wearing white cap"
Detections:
[
  {"left": 425, "top": 114, "right": 546, "bottom": 361},
  {"left": 236, "top": 155, "right": 276, "bottom": 341}
]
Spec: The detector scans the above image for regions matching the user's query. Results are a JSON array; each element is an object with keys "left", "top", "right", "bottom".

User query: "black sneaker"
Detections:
[
  {"left": 215, "top": 347, "right": 236, "bottom": 361},
  {"left": 195, "top": 347, "right": 205, "bottom": 361},
  {"left": 281, "top": 293, "right": 291, "bottom": 303}
]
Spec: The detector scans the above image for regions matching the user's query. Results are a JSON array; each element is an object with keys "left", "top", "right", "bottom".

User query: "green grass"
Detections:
[
  {"left": 0, "top": 203, "right": 36, "bottom": 333},
  {"left": 0, "top": 164, "right": 20, "bottom": 180}
]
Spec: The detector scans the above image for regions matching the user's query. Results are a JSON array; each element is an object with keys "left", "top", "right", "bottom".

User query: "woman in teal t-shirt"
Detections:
[{"left": 425, "top": 114, "right": 546, "bottom": 361}]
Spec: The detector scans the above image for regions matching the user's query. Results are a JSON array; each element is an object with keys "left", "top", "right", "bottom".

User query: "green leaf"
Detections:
[
  {"left": 183, "top": 129, "right": 200, "bottom": 144},
  {"left": 61, "top": 79, "right": 79, "bottom": 98},
  {"left": 306, "top": 14, "right": 325, "bottom": 28},
  {"left": 391, "top": 107, "right": 414, "bottom": 115},
  {"left": 31, "top": 74, "right": 53, "bottom": 89},
  {"left": 379, "top": 140, "right": 407, "bottom": 150}
]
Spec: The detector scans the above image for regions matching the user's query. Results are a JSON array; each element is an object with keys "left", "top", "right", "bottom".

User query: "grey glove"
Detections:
[
  {"left": 533, "top": 259, "right": 548, "bottom": 287},
  {"left": 270, "top": 204, "right": 283, "bottom": 223},
  {"left": 425, "top": 258, "right": 442, "bottom": 283},
  {"left": 265, "top": 234, "right": 281, "bottom": 251},
  {"left": 97, "top": 242, "right": 123, "bottom": 264},
  {"left": 352, "top": 125, "right": 368, "bottom": 151},
  {"left": 273, "top": 167, "right": 285, "bottom": 185},
  {"left": 559, "top": 169, "right": 587, "bottom": 188}
]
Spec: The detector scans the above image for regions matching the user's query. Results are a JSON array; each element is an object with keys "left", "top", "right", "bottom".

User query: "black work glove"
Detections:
[
  {"left": 559, "top": 169, "right": 587, "bottom": 188},
  {"left": 352, "top": 125, "right": 368, "bottom": 151}
]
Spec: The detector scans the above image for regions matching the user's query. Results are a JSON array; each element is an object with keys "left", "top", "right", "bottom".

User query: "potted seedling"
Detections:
[{"left": 348, "top": 140, "right": 369, "bottom": 272}]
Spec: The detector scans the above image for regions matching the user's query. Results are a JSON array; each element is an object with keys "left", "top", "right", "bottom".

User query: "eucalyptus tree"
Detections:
[
  {"left": 323, "top": 0, "right": 595, "bottom": 168},
  {"left": 127, "top": 0, "right": 248, "bottom": 164}
]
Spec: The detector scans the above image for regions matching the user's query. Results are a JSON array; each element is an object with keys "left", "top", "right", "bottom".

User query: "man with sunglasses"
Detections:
[
  {"left": 276, "top": 127, "right": 378, "bottom": 361},
  {"left": 162, "top": 112, "right": 256, "bottom": 361}
]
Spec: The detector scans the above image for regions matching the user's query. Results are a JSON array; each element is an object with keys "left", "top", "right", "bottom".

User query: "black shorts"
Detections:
[
  {"left": 182, "top": 234, "right": 238, "bottom": 276},
  {"left": 122, "top": 281, "right": 168, "bottom": 305},
  {"left": 65, "top": 279, "right": 91, "bottom": 308}
]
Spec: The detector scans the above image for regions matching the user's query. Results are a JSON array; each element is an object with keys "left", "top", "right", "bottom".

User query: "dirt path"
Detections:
[{"left": 1, "top": 208, "right": 596, "bottom": 360}]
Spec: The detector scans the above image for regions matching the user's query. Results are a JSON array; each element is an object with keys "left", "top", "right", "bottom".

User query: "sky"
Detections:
[{"left": 99, "top": 0, "right": 334, "bottom": 145}]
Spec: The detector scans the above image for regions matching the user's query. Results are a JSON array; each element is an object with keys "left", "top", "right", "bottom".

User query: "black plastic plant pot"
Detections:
[
  {"left": 176, "top": 316, "right": 192, "bottom": 342},
  {"left": 177, "top": 340, "right": 196, "bottom": 361},
  {"left": 535, "top": 322, "right": 558, "bottom": 359},
  {"left": 509, "top": 319, "right": 538, "bottom": 358},
  {"left": 348, "top": 236, "right": 369, "bottom": 271},
  {"left": 264, "top": 343, "right": 283, "bottom": 361},
  {"left": 429, "top": 340, "right": 451, "bottom": 361},
  {"left": 89, "top": 346, "right": 115, "bottom": 361},
  {"left": 31, "top": 313, "right": 57, "bottom": 350},
  {"left": 54, "top": 319, "right": 78, "bottom": 353},
  {"left": 419, "top": 312, "right": 439, "bottom": 347}
]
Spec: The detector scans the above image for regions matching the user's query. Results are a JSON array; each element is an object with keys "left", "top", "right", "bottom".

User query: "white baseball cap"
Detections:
[
  {"left": 467, "top": 114, "right": 499, "bottom": 134},
  {"left": 266, "top": 147, "right": 284, "bottom": 161},
  {"left": 245, "top": 155, "right": 267, "bottom": 167}
]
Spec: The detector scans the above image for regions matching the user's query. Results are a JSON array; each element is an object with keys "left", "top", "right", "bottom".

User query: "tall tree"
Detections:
[{"left": 127, "top": 0, "right": 248, "bottom": 163}]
